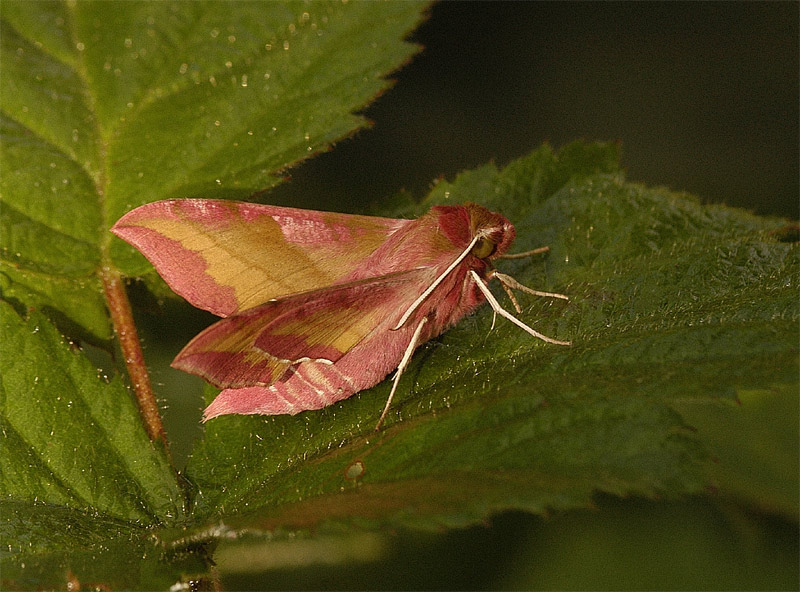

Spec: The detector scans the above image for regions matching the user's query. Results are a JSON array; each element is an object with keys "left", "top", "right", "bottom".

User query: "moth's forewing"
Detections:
[{"left": 111, "top": 199, "right": 408, "bottom": 316}]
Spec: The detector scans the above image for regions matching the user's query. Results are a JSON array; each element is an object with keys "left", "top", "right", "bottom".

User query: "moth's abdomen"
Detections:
[{"left": 204, "top": 361, "right": 359, "bottom": 418}]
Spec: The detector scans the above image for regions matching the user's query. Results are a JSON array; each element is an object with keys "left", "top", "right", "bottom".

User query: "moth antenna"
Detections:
[
  {"left": 492, "top": 271, "right": 569, "bottom": 301},
  {"left": 376, "top": 316, "right": 429, "bottom": 430},
  {"left": 499, "top": 246, "right": 550, "bottom": 259},
  {"left": 393, "top": 235, "right": 481, "bottom": 330},
  {"left": 470, "top": 270, "right": 571, "bottom": 346}
]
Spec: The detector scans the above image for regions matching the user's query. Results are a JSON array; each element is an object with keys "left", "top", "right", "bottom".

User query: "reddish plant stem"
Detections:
[{"left": 102, "top": 268, "right": 170, "bottom": 454}]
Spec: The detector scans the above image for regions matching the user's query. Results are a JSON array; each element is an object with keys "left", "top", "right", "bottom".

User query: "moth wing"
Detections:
[
  {"left": 172, "top": 268, "right": 432, "bottom": 389},
  {"left": 111, "top": 199, "right": 409, "bottom": 316}
]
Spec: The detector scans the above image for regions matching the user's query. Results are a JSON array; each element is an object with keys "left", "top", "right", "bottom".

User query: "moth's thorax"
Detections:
[
  {"left": 341, "top": 203, "right": 515, "bottom": 291},
  {"left": 383, "top": 203, "right": 514, "bottom": 333},
  {"left": 432, "top": 203, "right": 516, "bottom": 259}
]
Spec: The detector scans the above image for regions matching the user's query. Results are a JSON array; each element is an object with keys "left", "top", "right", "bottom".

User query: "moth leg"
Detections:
[
  {"left": 498, "top": 245, "right": 550, "bottom": 259},
  {"left": 376, "top": 315, "right": 429, "bottom": 431},
  {"left": 470, "top": 270, "right": 571, "bottom": 346},
  {"left": 496, "top": 274, "right": 523, "bottom": 313},
  {"left": 491, "top": 271, "right": 570, "bottom": 302}
]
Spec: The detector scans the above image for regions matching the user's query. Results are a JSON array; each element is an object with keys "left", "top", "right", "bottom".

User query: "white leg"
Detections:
[
  {"left": 376, "top": 316, "right": 429, "bottom": 430},
  {"left": 492, "top": 271, "right": 570, "bottom": 301},
  {"left": 470, "top": 270, "right": 571, "bottom": 346},
  {"left": 496, "top": 274, "right": 523, "bottom": 313}
]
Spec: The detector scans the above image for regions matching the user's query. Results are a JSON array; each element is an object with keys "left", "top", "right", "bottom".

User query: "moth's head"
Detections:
[{"left": 465, "top": 203, "right": 516, "bottom": 260}]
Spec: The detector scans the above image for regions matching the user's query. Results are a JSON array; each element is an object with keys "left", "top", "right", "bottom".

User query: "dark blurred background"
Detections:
[{"left": 271, "top": 1, "right": 798, "bottom": 219}]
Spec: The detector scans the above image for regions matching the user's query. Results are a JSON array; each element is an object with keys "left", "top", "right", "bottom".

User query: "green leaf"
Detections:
[
  {"left": 673, "top": 384, "right": 799, "bottom": 519},
  {"left": 1, "top": 2, "right": 427, "bottom": 585},
  {"left": 0, "top": 301, "right": 189, "bottom": 585},
  {"left": 0, "top": 301, "right": 183, "bottom": 524},
  {"left": 0, "top": 0, "right": 426, "bottom": 340},
  {"left": 185, "top": 143, "right": 798, "bottom": 539},
  {"left": 0, "top": 499, "right": 207, "bottom": 591}
]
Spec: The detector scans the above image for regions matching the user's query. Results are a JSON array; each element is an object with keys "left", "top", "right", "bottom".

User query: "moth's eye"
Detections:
[{"left": 472, "top": 237, "right": 496, "bottom": 259}]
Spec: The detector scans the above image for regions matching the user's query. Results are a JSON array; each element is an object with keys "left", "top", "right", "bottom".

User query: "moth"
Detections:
[{"left": 112, "top": 199, "right": 570, "bottom": 429}]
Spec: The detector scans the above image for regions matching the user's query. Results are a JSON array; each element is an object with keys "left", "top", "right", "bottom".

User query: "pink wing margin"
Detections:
[{"left": 111, "top": 199, "right": 409, "bottom": 317}]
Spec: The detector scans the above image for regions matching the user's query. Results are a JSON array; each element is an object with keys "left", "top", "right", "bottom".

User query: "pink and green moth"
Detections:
[{"left": 112, "top": 199, "right": 570, "bottom": 429}]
